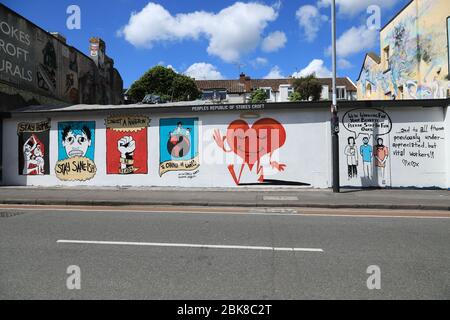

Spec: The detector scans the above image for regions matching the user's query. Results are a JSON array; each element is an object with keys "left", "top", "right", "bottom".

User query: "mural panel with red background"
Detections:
[{"left": 106, "top": 116, "right": 150, "bottom": 175}]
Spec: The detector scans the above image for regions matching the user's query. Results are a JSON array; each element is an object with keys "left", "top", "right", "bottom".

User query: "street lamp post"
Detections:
[{"left": 331, "top": 0, "right": 340, "bottom": 193}]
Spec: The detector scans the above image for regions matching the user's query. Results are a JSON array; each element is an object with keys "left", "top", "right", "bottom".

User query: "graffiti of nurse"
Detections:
[{"left": 62, "top": 125, "right": 92, "bottom": 158}]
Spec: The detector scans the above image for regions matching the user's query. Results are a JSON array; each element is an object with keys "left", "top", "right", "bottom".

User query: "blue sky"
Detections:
[{"left": 3, "top": 0, "right": 411, "bottom": 87}]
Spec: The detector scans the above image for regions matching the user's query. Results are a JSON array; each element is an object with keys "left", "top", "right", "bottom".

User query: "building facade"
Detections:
[
  {"left": 196, "top": 73, "right": 357, "bottom": 104},
  {"left": 2, "top": 99, "right": 449, "bottom": 189},
  {"left": 0, "top": 3, "right": 123, "bottom": 111},
  {"left": 357, "top": 0, "right": 450, "bottom": 100}
]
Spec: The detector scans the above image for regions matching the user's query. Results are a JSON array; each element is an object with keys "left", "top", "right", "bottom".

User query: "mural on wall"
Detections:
[
  {"left": 213, "top": 118, "right": 304, "bottom": 186},
  {"left": 106, "top": 116, "right": 150, "bottom": 175},
  {"left": 0, "top": 6, "right": 34, "bottom": 85},
  {"left": 159, "top": 118, "right": 200, "bottom": 177},
  {"left": 358, "top": 0, "right": 450, "bottom": 100},
  {"left": 17, "top": 120, "right": 50, "bottom": 175},
  {"left": 342, "top": 109, "right": 392, "bottom": 184},
  {"left": 55, "top": 121, "right": 96, "bottom": 181},
  {"left": 37, "top": 38, "right": 57, "bottom": 94},
  {"left": 391, "top": 123, "right": 445, "bottom": 170},
  {"left": 344, "top": 137, "right": 358, "bottom": 179},
  {"left": 65, "top": 48, "right": 79, "bottom": 104}
]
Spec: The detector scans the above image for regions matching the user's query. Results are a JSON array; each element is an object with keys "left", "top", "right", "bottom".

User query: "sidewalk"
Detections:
[{"left": 0, "top": 186, "right": 448, "bottom": 211}]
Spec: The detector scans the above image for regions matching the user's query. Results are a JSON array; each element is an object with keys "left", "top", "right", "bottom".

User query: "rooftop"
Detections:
[
  {"left": 9, "top": 98, "right": 449, "bottom": 116},
  {"left": 195, "top": 75, "right": 357, "bottom": 93}
]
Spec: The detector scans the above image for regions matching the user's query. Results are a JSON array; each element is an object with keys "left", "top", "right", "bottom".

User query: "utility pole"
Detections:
[{"left": 331, "top": 0, "right": 340, "bottom": 193}]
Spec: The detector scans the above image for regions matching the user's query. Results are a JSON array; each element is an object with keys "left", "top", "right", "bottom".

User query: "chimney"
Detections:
[
  {"left": 50, "top": 32, "right": 66, "bottom": 43},
  {"left": 89, "top": 37, "right": 106, "bottom": 60},
  {"left": 239, "top": 73, "right": 252, "bottom": 92}
]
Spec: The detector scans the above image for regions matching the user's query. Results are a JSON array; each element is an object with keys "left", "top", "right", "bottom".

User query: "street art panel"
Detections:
[
  {"left": 55, "top": 121, "right": 96, "bottom": 181},
  {"left": 447, "top": 17, "right": 450, "bottom": 79},
  {"left": 37, "top": 37, "right": 58, "bottom": 94},
  {"left": 391, "top": 123, "right": 445, "bottom": 170},
  {"left": 342, "top": 109, "right": 392, "bottom": 185},
  {"left": 106, "top": 116, "right": 150, "bottom": 175},
  {"left": 17, "top": 120, "right": 50, "bottom": 175},
  {"left": 358, "top": 0, "right": 450, "bottom": 100},
  {"left": 213, "top": 118, "right": 308, "bottom": 186},
  {"left": 64, "top": 47, "right": 79, "bottom": 104},
  {"left": 159, "top": 118, "right": 199, "bottom": 177}
]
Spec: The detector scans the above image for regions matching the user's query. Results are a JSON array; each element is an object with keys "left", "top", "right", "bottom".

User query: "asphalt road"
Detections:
[{"left": 0, "top": 205, "right": 449, "bottom": 300}]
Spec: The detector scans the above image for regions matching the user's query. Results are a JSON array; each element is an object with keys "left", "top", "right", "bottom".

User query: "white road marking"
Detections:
[
  {"left": 0, "top": 206, "right": 449, "bottom": 219},
  {"left": 57, "top": 240, "right": 324, "bottom": 253},
  {"left": 263, "top": 196, "right": 299, "bottom": 201}
]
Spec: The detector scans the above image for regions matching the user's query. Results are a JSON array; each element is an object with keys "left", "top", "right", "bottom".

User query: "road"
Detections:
[{"left": 0, "top": 205, "right": 449, "bottom": 300}]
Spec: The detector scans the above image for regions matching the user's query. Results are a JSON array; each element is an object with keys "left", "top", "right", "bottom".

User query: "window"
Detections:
[
  {"left": 366, "top": 83, "right": 372, "bottom": 98},
  {"left": 202, "top": 89, "right": 227, "bottom": 101},
  {"left": 287, "top": 87, "right": 294, "bottom": 98},
  {"left": 383, "top": 46, "right": 391, "bottom": 71},
  {"left": 260, "top": 88, "right": 272, "bottom": 99},
  {"left": 398, "top": 85, "right": 404, "bottom": 99},
  {"left": 336, "top": 87, "right": 346, "bottom": 100}
]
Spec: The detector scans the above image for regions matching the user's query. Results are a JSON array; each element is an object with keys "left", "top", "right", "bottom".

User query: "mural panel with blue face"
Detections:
[
  {"left": 58, "top": 121, "right": 95, "bottom": 161},
  {"left": 55, "top": 121, "right": 97, "bottom": 181}
]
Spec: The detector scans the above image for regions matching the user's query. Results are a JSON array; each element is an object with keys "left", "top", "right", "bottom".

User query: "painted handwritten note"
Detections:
[{"left": 392, "top": 124, "right": 445, "bottom": 168}]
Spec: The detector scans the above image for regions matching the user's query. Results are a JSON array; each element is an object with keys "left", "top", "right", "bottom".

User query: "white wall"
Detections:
[
  {"left": 279, "top": 86, "right": 290, "bottom": 102},
  {"left": 3, "top": 105, "right": 448, "bottom": 189},
  {"left": 226, "top": 93, "right": 246, "bottom": 104},
  {"left": 339, "top": 106, "right": 448, "bottom": 189},
  {"left": 446, "top": 105, "right": 450, "bottom": 189},
  {"left": 3, "top": 109, "right": 331, "bottom": 188}
]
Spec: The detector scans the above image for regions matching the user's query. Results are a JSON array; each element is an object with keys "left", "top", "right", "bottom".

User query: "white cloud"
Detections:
[
  {"left": 118, "top": 2, "right": 278, "bottom": 63},
  {"left": 261, "top": 31, "right": 287, "bottom": 52},
  {"left": 167, "top": 65, "right": 177, "bottom": 72},
  {"left": 264, "top": 66, "right": 284, "bottom": 79},
  {"left": 317, "top": 0, "right": 399, "bottom": 16},
  {"left": 157, "top": 61, "right": 178, "bottom": 72},
  {"left": 327, "top": 25, "right": 378, "bottom": 58},
  {"left": 292, "top": 59, "right": 332, "bottom": 78},
  {"left": 338, "top": 58, "right": 353, "bottom": 69},
  {"left": 251, "top": 57, "right": 269, "bottom": 68},
  {"left": 184, "top": 63, "right": 224, "bottom": 80},
  {"left": 296, "top": 5, "right": 328, "bottom": 42}
]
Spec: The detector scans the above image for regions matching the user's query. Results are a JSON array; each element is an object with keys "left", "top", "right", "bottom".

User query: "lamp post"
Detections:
[{"left": 331, "top": 0, "right": 340, "bottom": 193}]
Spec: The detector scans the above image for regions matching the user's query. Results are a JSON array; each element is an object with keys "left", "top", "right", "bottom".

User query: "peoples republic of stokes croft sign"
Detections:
[{"left": 0, "top": 6, "right": 34, "bottom": 85}]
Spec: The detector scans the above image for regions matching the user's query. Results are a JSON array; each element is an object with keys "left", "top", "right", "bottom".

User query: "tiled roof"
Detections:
[
  {"left": 196, "top": 77, "right": 357, "bottom": 93},
  {"left": 195, "top": 80, "right": 247, "bottom": 93}
]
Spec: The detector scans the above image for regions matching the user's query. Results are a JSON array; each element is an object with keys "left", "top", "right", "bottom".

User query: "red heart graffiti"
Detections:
[{"left": 224, "top": 118, "right": 286, "bottom": 170}]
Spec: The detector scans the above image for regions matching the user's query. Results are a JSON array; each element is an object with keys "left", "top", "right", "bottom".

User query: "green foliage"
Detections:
[
  {"left": 250, "top": 89, "right": 268, "bottom": 103},
  {"left": 128, "top": 66, "right": 200, "bottom": 102},
  {"left": 289, "top": 92, "right": 302, "bottom": 102},
  {"left": 292, "top": 74, "right": 323, "bottom": 101}
]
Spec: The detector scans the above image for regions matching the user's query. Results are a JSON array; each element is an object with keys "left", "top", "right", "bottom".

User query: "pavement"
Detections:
[
  {"left": 0, "top": 205, "right": 449, "bottom": 299},
  {"left": 0, "top": 186, "right": 448, "bottom": 211}
]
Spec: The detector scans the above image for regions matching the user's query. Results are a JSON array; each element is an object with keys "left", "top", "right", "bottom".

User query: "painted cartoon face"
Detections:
[
  {"left": 63, "top": 130, "right": 91, "bottom": 158},
  {"left": 363, "top": 137, "right": 369, "bottom": 145},
  {"left": 348, "top": 137, "right": 355, "bottom": 146},
  {"left": 24, "top": 143, "right": 32, "bottom": 154},
  {"left": 226, "top": 119, "right": 286, "bottom": 169},
  {"left": 34, "top": 145, "right": 43, "bottom": 157}
]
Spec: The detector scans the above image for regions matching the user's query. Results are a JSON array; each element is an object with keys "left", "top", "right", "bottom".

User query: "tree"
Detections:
[
  {"left": 292, "top": 74, "right": 323, "bottom": 101},
  {"left": 289, "top": 92, "right": 302, "bottom": 102},
  {"left": 128, "top": 66, "right": 200, "bottom": 102},
  {"left": 250, "top": 89, "right": 268, "bottom": 103}
]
